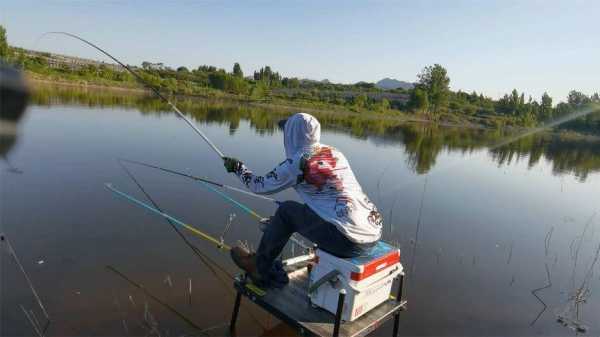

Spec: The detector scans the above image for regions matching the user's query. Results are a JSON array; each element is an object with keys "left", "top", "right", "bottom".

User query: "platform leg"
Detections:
[
  {"left": 229, "top": 290, "right": 243, "bottom": 334},
  {"left": 392, "top": 275, "right": 404, "bottom": 337},
  {"left": 332, "top": 289, "right": 346, "bottom": 337}
]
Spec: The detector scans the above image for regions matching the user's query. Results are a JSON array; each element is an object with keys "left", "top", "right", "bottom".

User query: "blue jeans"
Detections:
[{"left": 256, "top": 201, "right": 375, "bottom": 275}]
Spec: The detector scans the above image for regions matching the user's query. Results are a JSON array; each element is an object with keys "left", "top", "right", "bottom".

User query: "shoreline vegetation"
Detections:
[
  {"left": 29, "top": 82, "right": 600, "bottom": 181},
  {"left": 1, "top": 25, "right": 599, "bottom": 136},
  {"left": 27, "top": 80, "right": 600, "bottom": 142}
]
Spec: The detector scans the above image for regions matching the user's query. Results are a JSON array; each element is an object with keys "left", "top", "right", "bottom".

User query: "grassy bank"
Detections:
[{"left": 29, "top": 75, "right": 497, "bottom": 132}]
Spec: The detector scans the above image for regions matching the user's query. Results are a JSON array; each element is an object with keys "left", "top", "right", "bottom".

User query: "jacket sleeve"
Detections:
[{"left": 234, "top": 159, "right": 299, "bottom": 195}]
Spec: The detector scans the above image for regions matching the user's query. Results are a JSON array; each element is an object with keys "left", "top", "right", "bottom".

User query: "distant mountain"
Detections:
[
  {"left": 299, "top": 78, "right": 331, "bottom": 84},
  {"left": 375, "top": 78, "right": 414, "bottom": 90}
]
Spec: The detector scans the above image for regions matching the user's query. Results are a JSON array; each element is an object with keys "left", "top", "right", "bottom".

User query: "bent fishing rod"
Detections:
[{"left": 41, "top": 32, "right": 224, "bottom": 159}]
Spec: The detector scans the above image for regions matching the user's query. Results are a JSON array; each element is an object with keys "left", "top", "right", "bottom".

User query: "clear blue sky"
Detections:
[{"left": 1, "top": 1, "right": 598, "bottom": 101}]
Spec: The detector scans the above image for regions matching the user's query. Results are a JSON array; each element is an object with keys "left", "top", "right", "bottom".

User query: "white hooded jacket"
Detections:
[{"left": 233, "top": 113, "right": 382, "bottom": 244}]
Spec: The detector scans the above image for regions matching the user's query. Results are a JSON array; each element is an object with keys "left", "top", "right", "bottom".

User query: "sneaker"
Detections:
[{"left": 230, "top": 245, "right": 263, "bottom": 284}]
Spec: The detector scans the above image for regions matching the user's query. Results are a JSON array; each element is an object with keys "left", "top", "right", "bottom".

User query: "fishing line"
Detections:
[
  {"left": 39, "top": 32, "right": 225, "bottom": 159},
  {"left": 408, "top": 175, "right": 428, "bottom": 279}
]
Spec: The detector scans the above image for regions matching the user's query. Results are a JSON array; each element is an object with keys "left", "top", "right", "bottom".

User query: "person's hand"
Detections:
[{"left": 223, "top": 157, "right": 242, "bottom": 173}]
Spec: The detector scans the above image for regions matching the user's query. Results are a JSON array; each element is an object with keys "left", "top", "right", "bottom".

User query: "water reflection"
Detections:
[{"left": 31, "top": 83, "right": 600, "bottom": 181}]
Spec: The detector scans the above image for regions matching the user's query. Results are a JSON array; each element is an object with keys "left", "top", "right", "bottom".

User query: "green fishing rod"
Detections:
[
  {"left": 115, "top": 159, "right": 311, "bottom": 250},
  {"left": 106, "top": 181, "right": 310, "bottom": 255},
  {"left": 106, "top": 183, "right": 231, "bottom": 250},
  {"left": 41, "top": 32, "right": 225, "bottom": 159}
]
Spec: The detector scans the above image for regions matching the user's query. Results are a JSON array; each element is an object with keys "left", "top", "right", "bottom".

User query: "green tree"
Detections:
[
  {"left": 233, "top": 62, "right": 243, "bottom": 78},
  {"left": 226, "top": 76, "right": 248, "bottom": 94},
  {"left": 14, "top": 50, "right": 26, "bottom": 69},
  {"left": 510, "top": 89, "right": 520, "bottom": 115},
  {"left": 410, "top": 88, "right": 429, "bottom": 113},
  {"left": 282, "top": 77, "right": 300, "bottom": 88},
  {"left": 416, "top": 64, "right": 450, "bottom": 114},
  {"left": 354, "top": 93, "right": 368, "bottom": 109},
  {"left": 567, "top": 90, "right": 590, "bottom": 106},
  {"left": 540, "top": 92, "right": 553, "bottom": 120},
  {"left": 78, "top": 64, "right": 96, "bottom": 78},
  {"left": 379, "top": 98, "right": 391, "bottom": 111},
  {"left": 115, "top": 70, "right": 133, "bottom": 82},
  {"left": 253, "top": 66, "right": 281, "bottom": 87},
  {"left": 208, "top": 72, "right": 227, "bottom": 90},
  {"left": 0, "top": 25, "right": 10, "bottom": 59},
  {"left": 177, "top": 66, "right": 189, "bottom": 73},
  {"left": 162, "top": 77, "right": 178, "bottom": 92},
  {"left": 250, "top": 80, "right": 270, "bottom": 98}
]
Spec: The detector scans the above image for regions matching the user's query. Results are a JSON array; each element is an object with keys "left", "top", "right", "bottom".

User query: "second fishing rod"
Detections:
[
  {"left": 114, "top": 158, "right": 268, "bottom": 224},
  {"left": 118, "top": 158, "right": 279, "bottom": 225},
  {"left": 117, "top": 159, "right": 312, "bottom": 249},
  {"left": 119, "top": 158, "right": 279, "bottom": 205}
]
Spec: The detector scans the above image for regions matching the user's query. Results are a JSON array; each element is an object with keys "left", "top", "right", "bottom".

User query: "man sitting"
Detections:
[{"left": 224, "top": 113, "right": 382, "bottom": 286}]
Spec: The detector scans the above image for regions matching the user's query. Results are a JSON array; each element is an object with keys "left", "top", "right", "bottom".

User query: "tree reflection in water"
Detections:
[{"left": 31, "top": 83, "right": 600, "bottom": 181}]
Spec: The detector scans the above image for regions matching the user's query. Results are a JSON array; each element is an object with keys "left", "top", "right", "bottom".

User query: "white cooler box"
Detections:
[{"left": 308, "top": 241, "right": 403, "bottom": 322}]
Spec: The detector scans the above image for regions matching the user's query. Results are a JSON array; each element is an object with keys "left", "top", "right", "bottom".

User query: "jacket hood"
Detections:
[{"left": 283, "top": 113, "right": 321, "bottom": 158}]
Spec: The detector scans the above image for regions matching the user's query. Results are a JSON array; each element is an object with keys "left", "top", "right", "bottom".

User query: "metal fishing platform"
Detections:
[{"left": 229, "top": 255, "right": 407, "bottom": 337}]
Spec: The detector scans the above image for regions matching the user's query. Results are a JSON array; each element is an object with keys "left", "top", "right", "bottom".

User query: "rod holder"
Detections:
[
  {"left": 392, "top": 274, "right": 405, "bottom": 337},
  {"left": 229, "top": 290, "right": 243, "bottom": 334},
  {"left": 396, "top": 274, "right": 404, "bottom": 303},
  {"left": 333, "top": 288, "right": 346, "bottom": 337}
]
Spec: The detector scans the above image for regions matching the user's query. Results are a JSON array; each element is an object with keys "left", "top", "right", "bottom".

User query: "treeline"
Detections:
[
  {"left": 406, "top": 64, "right": 600, "bottom": 131},
  {"left": 29, "top": 84, "right": 600, "bottom": 181},
  {"left": 1, "top": 25, "right": 598, "bottom": 133}
]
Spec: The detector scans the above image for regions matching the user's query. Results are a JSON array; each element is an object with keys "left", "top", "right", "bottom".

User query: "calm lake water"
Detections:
[{"left": 2, "top": 85, "right": 600, "bottom": 336}]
